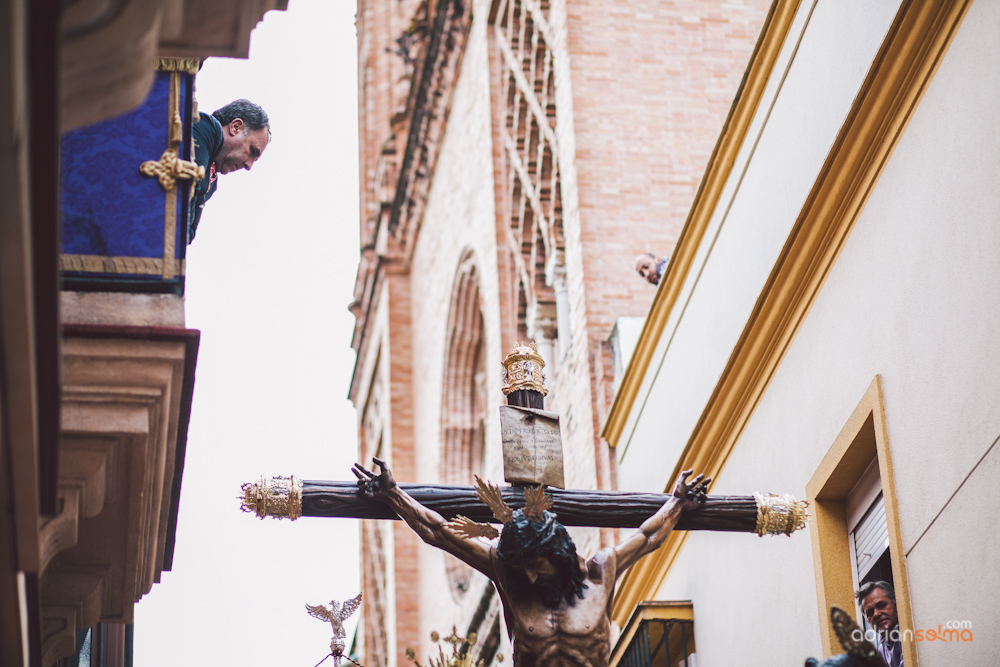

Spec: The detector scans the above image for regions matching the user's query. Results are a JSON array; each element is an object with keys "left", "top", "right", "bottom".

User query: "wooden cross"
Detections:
[{"left": 240, "top": 343, "right": 806, "bottom": 537}]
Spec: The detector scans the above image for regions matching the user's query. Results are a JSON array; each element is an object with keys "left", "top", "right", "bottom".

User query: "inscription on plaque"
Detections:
[{"left": 500, "top": 405, "right": 565, "bottom": 489}]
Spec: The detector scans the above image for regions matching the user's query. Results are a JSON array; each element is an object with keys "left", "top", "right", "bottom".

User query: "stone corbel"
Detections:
[
  {"left": 41, "top": 567, "right": 108, "bottom": 667},
  {"left": 37, "top": 436, "right": 124, "bottom": 573}
]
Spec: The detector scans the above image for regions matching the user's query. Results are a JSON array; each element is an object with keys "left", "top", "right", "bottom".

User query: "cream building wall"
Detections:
[{"left": 614, "top": 0, "right": 1000, "bottom": 664}]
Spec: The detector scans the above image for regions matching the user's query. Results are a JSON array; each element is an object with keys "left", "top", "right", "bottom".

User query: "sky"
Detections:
[{"left": 133, "top": 2, "right": 363, "bottom": 664}]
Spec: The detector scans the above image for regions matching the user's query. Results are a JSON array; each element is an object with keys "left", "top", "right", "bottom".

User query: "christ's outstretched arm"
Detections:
[
  {"left": 353, "top": 458, "right": 494, "bottom": 576},
  {"left": 612, "top": 469, "right": 710, "bottom": 572}
]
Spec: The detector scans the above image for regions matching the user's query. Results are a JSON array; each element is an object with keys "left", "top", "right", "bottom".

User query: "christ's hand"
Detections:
[
  {"left": 352, "top": 457, "right": 396, "bottom": 498},
  {"left": 672, "top": 469, "right": 710, "bottom": 512}
]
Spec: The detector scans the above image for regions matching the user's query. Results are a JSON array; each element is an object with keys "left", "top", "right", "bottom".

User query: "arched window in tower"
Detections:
[{"left": 440, "top": 250, "right": 488, "bottom": 599}]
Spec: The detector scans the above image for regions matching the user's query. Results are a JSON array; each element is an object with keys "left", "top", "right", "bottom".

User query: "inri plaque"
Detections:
[{"left": 500, "top": 405, "right": 565, "bottom": 488}]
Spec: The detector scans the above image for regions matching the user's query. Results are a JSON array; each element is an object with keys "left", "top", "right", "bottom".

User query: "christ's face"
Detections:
[{"left": 516, "top": 555, "right": 556, "bottom": 584}]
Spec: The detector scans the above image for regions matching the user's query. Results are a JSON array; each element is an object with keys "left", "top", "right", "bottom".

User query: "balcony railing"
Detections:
[{"left": 611, "top": 601, "right": 697, "bottom": 667}]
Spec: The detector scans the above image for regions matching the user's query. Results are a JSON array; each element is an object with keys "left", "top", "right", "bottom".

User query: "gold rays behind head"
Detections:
[
  {"left": 446, "top": 478, "right": 556, "bottom": 541},
  {"left": 522, "top": 485, "right": 553, "bottom": 522},
  {"left": 445, "top": 515, "right": 500, "bottom": 540},
  {"left": 474, "top": 475, "right": 514, "bottom": 523}
]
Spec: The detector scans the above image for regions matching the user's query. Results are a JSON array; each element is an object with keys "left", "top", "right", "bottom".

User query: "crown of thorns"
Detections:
[{"left": 445, "top": 476, "right": 554, "bottom": 540}]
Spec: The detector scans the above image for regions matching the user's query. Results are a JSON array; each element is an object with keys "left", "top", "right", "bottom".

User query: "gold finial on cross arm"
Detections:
[
  {"left": 752, "top": 492, "right": 808, "bottom": 536},
  {"left": 240, "top": 475, "right": 303, "bottom": 520}
]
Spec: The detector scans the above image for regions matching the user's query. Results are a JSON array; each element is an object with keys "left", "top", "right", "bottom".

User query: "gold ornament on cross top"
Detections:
[{"left": 500, "top": 341, "right": 547, "bottom": 396}]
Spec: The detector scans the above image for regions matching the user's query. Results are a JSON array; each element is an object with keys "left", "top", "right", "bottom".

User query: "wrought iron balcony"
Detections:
[{"left": 611, "top": 602, "right": 697, "bottom": 667}]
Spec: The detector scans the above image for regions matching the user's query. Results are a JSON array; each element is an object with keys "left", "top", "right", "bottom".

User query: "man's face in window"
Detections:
[{"left": 861, "top": 588, "right": 898, "bottom": 634}]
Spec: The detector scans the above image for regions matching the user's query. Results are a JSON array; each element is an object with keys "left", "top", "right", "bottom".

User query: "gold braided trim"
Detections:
[
  {"left": 60, "top": 255, "right": 188, "bottom": 276},
  {"left": 240, "top": 476, "right": 303, "bottom": 521},
  {"left": 753, "top": 492, "right": 808, "bottom": 536},
  {"left": 140, "top": 148, "right": 205, "bottom": 192},
  {"left": 154, "top": 57, "right": 201, "bottom": 74}
]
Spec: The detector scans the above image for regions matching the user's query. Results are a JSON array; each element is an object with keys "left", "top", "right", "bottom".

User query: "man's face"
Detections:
[
  {"left": 635, "top": 256, "right": 658, "bottom": 284},
  {"left": 861, "top": 589, "right": 898, "bottom": 634},
  {"left": 216, "top": 118, "right": 269, "bottom": 174}
]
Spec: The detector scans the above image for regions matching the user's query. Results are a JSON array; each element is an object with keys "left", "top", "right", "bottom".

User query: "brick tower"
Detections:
[{"left": 348, "top": 0, "right": 771, "bottom": 664}]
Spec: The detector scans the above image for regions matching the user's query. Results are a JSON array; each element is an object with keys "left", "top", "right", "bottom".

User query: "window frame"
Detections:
[{"left": 806, "top": 375, "right": 915, "bottom": 665}]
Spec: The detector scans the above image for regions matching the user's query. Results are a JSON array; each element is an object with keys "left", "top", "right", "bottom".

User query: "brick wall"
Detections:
[{"left": 550, "top": 0, "right": 771, "bottom": 470}]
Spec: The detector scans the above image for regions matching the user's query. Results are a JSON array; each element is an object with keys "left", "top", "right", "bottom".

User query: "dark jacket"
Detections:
[{"left": 189, "top": 112, "right": 224, "bottom": 243}]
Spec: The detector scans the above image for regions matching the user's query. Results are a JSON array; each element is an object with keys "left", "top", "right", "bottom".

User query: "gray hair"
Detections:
[
  {"left": 213, "top": 99, "right": 271, "bottom": 142},
  {"left": 855, "top": 580, "right": 895, "bottom": 604}
]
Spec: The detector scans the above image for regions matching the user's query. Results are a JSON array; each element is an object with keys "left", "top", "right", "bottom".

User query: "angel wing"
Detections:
[
  {"left": 340, "top": 593, "right": 363, "bottom": 621},
  {"left": 305, "top": 603, "right": 334, "bottom": 623},
  {"left": 445, "top": 515, "right": 500, "bottom": 540}
]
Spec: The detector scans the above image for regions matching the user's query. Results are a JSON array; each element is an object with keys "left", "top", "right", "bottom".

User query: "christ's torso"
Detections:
[{"left": 506, "top": 572, "right": 612, "bottom": 667}]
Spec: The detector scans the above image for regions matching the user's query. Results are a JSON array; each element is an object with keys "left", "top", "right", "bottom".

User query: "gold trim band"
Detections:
[{"left": 60, "top": 254, "right": 187, "bottom": 276}]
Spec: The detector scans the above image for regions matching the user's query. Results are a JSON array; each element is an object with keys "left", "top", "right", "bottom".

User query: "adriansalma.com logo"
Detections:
[{"left": 852, "top": 621, "right": 974, "bottom": 644}]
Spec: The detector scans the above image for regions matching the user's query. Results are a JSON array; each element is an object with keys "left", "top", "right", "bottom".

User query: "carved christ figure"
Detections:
[{"left": 352, "top": 457, "right": 710, "bottom": 667}]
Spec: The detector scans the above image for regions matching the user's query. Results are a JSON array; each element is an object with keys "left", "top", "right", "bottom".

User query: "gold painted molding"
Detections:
[
  {"left": 612, "top": 0, "right": 972, "bottom": 625},
  {"left": 806, "top": 377, "right": 916, "bottom": 666},
  {"left": 601, "top": 0, "right": 802, "bottom": 448}
]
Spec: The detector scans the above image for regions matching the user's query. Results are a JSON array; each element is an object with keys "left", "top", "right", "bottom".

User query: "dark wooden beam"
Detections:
[{"left": 302, "top": 481, "right": 758, "bottom": 532}]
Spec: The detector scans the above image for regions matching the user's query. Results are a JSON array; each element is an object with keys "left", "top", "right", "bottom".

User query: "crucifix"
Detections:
[{"left": 241, "top": 343, "right": 807, "bottom": 667}]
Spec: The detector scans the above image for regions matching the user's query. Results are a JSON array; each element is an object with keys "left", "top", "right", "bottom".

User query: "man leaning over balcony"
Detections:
[{"left": 188, "top": 99, "right": 271, "bottom": 243}]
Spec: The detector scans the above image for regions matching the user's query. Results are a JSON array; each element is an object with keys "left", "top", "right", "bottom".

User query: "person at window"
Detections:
[
  {"left": 856, "top": 581, "right": 903, "bottom": 667},
  {"left": 633, "top": 252, "right": 668, "bottom": 285},
  {"left": 189, "top": 99, "right": 271, "bottom": 243}
]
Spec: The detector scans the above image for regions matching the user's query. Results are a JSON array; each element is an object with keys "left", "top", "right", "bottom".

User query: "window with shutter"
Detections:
[
  {"left": 852, "top": 493, "right": 889, "bottom": 583},
  {"left": 806, "top": 377, "right": 913, "bottom": 663}
]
